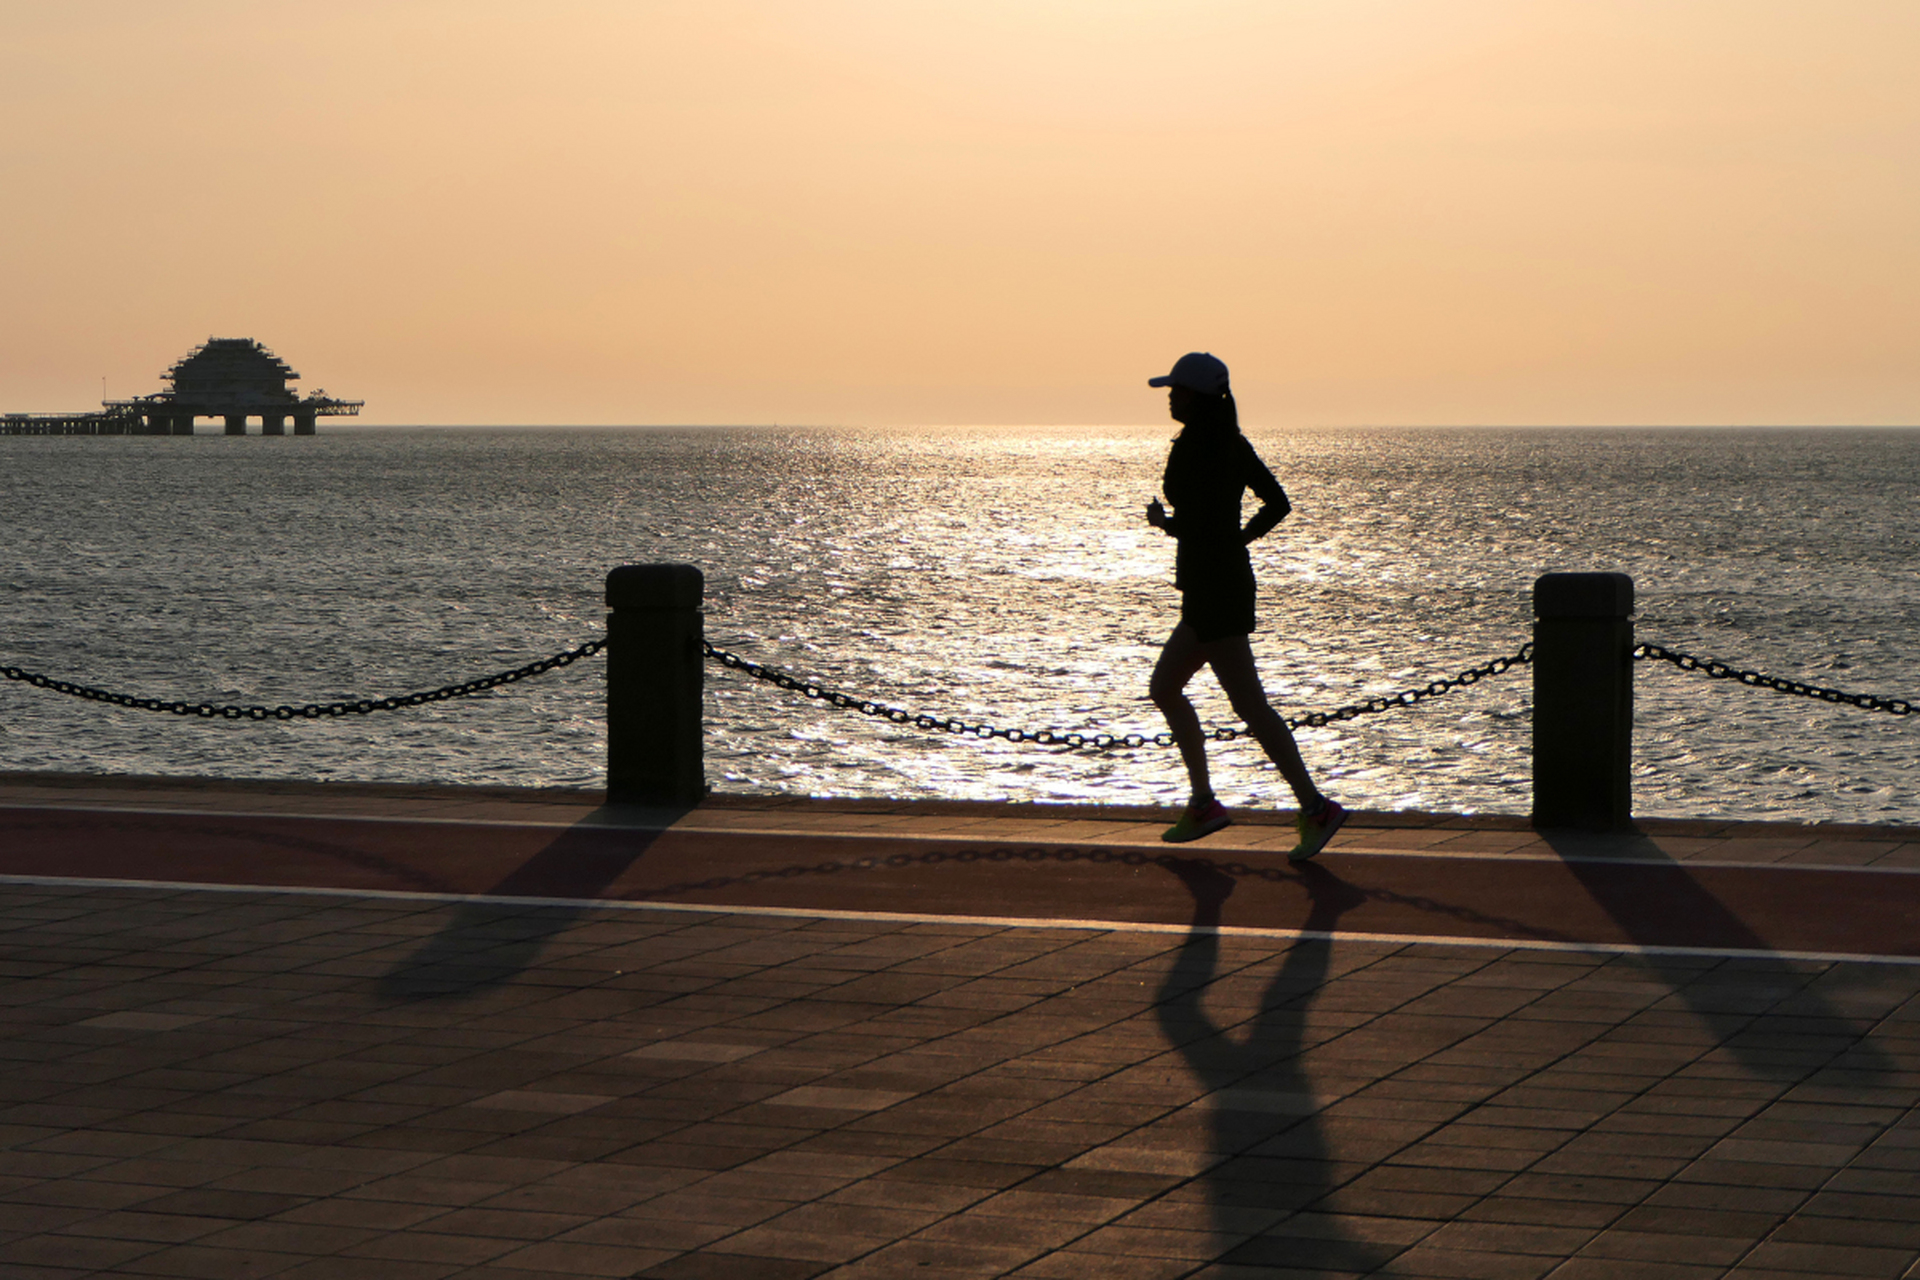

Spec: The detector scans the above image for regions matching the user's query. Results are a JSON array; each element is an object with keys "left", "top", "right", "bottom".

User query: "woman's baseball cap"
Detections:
[{"left": 1148, "top": 351, "right": 1230, "bottom": 395}]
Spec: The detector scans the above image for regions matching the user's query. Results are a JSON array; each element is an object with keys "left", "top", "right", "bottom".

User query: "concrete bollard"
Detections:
[
  {"left": 605, "top": 564, "right": 706, "bottom": 806},
  {"left": 1532, "top": 572, "right": 1634, "bottom": 831}
]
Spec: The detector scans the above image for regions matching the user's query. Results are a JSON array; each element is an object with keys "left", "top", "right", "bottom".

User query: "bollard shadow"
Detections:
[
  {"left": 1153, "top": 857, "right": 1393, "bottom": 1273},
  {"left": 1538, "top": 827, "right": 1893, "bottom": 1085},
  {"left": 375, "top": 806, "right": 684, "bottom": 1000}
]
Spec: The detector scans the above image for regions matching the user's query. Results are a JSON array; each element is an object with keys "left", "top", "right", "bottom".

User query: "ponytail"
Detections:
[{"left": 1190, "top": 390, "right": 1239, "bottom": 435}]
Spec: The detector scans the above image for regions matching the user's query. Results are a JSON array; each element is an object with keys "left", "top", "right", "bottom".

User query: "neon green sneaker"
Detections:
[
  {"left": 1162, "top": 798, "right": 1231, "bottom": 844},
  {"left": 1289, "top": 799, "right": 1347, "bottom": 862}
]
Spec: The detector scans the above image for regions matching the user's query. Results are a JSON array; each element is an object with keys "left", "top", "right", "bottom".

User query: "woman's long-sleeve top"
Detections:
[{"left": 1159, "top": 426, "right": 1290, "bottom": 589}]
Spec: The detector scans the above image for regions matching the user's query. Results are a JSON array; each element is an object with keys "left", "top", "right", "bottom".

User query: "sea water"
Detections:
[{"left": 3, "top": 426, "right": 1916, "bottom": 824}]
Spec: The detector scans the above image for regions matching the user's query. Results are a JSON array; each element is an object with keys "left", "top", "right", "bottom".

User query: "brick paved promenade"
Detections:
[{"left": 2, "top": 773, "right": 1917, "bottom": 1279}]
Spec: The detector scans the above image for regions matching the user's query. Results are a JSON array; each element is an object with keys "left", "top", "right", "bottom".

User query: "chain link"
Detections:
[
  {"left": 704, "top": 640, "right": 1534, "bottom": 751},
  {"left": 1288, "top": 643, "right": 1534, "bottom": 729},
  {"left": 0, "top": 638, "right": 606, "bottom": 722},
  {"left": 1635, "top": 643, "right": 1914, "bottom": 717}
]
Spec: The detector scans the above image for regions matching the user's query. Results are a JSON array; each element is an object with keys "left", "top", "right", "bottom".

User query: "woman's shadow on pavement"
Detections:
[
  {"left": 1153, "top": 835, "right": 1898, "bottom": 1272},
  {"left": 1155, "top": 855, "right": 1395, "bottom": 1273}
]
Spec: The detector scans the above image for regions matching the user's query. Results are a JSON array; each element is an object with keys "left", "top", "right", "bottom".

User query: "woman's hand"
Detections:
[{"left": 1146, "top": 498, "right": 1169, "bottom": 530}]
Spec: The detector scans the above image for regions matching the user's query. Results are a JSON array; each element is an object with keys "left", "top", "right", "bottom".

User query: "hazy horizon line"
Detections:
[{"left": 311, "top": 420, "right": 1920, "bottom": 433}]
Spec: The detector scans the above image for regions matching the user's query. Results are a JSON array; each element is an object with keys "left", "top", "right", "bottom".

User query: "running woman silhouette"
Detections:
[{"left": 1144, "top": 352, "right": 1346, "bottom": 857}]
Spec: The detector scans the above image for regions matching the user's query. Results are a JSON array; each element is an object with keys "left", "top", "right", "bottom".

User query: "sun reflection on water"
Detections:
[{"left": 1, "top": 425, "right": 1916, "bottom": 823}]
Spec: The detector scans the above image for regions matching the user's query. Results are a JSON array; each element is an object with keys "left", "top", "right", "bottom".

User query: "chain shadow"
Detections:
[
  {"left": 1153, "top": 857, "right": 1395, "bottom": 1273},
  {"left": 366, "top": 826, "right": 1577, "bottom": 1010},
  {"left": 370, "top": 832, "right": 1539, "bottom": 1004},
  {"left": 375, "top": 811, "right": 675, "bottom": 1000},
  {"left": 1538, "top": 828, "right": 1894, "bottom": 1085},
  {"left": 0, "top": 811, "right": 466, "bottom": 896},
  {"left": 635, "top": 841, "right": 1575, "bottom": 944}
]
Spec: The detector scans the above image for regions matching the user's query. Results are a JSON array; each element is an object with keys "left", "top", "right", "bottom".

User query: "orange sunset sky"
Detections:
[{"left": 3, "top": 1, "right": 1916, "bottom": 428}]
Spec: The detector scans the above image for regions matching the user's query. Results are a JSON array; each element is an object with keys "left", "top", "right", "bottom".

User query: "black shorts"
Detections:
[{"left": 1179, "top": 563, "right": 1257, "bottom": 642}]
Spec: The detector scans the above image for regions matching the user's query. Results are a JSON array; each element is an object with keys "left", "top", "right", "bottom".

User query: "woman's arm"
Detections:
[{"left": 1240, "top": 444, "right": 1291, "bottom": 544}]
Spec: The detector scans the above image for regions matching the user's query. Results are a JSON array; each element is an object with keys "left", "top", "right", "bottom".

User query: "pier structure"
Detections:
[
  {"left": 1, "top": 337, "right": 361, "bottom": 435},
  {"left": 0, "top": 408, "right": 144, "bottom": 435}
]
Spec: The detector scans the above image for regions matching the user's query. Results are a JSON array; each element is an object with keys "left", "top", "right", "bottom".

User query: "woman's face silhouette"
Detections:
[{"left": 1168, "top": 385, "right": 1199, "bottom": 423}]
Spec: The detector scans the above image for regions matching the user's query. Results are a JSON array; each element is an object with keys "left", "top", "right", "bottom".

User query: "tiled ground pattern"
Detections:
[{"left": 1, "top": 881, "right": 1917, "bottom": 1280}]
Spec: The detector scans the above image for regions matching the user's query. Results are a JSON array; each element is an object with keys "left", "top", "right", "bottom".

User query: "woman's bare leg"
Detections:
[
  {"left": 1200, "top": 635, "right": 1323, "bottom": 810},
  {"left": 1150, "top": 624, "right": 1213, "bottom": 805}
]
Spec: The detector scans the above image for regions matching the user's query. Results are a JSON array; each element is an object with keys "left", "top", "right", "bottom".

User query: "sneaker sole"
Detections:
[{"left": 1162, "top": 814, "right": 1232, "bottom": 844}]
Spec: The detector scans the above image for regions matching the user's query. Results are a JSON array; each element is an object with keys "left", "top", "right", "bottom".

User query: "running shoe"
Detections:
[
  {"left": 1162, "top": 798, "right": 1231, "bottom": 844},
  {"left": 1289, "top": 798, "right": 1347, "bottom": 862}
]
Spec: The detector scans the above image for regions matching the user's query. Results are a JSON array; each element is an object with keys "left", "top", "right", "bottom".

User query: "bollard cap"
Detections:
[
  {"left": 607, "top": 563, "right": 704, "bottom": 610},
  {"left": 1534, "top": 572, "right": 1633, "bottom": 619}
]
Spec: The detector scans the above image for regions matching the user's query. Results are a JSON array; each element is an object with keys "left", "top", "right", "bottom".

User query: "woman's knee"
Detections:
[
  {"left": 1219, "top": 678, "right": 1267, "bottom": 717},
  {"left": 1232, "top": 697, "right": 1284, "bottom": 733},
  {"left": 1150, "top": 677, "right": 1191, "bottom": 713},
  {"left": 1150, "top": 660, "right": 1201, "bottom": 709}
]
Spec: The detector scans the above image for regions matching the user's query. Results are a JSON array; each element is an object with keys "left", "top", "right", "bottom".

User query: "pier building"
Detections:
[{"left": 1, "top": 338, "right": 362, "bottom": 435}]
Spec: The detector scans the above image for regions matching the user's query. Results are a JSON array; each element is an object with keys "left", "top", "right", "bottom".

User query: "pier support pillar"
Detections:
[
  {"left": 293, "top": 412, "right": 316, "bottom": 435},
  {"left": 606, "top": 564, "right": 706, "bottom": 806},
  {"left": 224, "top": 414, "right": 246, "bottom": 436},
  {"left": 262, "top": 414, "right": 285, "bottom": 435},
  {"left": 1532, "top": 572, "right": 1634, "bottom": 831},
  {"left": 172, "top": 415, "right": 194, "bottom": 435}
]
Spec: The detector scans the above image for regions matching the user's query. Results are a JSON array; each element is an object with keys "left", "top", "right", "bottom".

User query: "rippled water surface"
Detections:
[{"left": 3, "top": 426, "right": 1917, "bottom": 823}]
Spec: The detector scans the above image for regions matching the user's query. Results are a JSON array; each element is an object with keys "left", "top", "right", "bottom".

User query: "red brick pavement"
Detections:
[
  {"left": 2, "top": 777, "right": 1918, "bottom": 960},
  {"left": 1, "top": 775, "right": 1918, "bottom": 1279}
]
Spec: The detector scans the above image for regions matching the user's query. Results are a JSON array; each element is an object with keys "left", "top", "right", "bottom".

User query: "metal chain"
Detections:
[
  {"left": 18, "top": 627, "right": 1910, "bottom": 743},
  {"left": 0, "top": 638, "right": 606, "bottom": 722},
  {"left": 1288, "top": 643, "right": 1534, "bottom": 729},
  {"left": 704, "top": 640, "right": 1534, "bottom": 751},
  {"left": 1635, "top": 643, "right": 1914, "bottom": 717}
]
